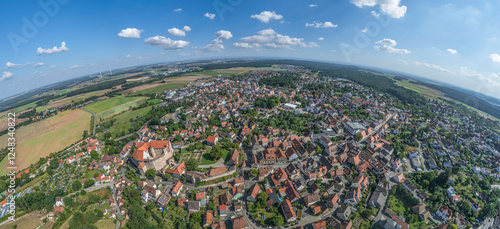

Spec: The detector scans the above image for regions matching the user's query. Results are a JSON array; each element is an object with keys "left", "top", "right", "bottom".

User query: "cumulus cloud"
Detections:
[
  {"left": 251, "top": 11, "right": 283, "bottom": 23},
  {"left": 414, "top": 62, "right": 454, "bottom": 75},
  {"left": 350, "top": 0, "right": 407, "bottom": 18},
  {"left": 117, "top": 28, "right": 142, "bottom": 38},
  {"left": 318, "top": 37, "right": 325, "bottom": 41},
  {"left": 201, "top": 39, "right": 225, "bottom": 52},
  {"left": 168, "top": 26, "right": 191, "bottom": 37},
  {"left": 37, "top": 42, "right": 69, "bottom": 55},
  {"left": 126, "top": 54, "right": 132, "bottom": 59},
  {"left": 446, "top": 49, "right": 458, "bottom": 55},
  {"left": 375, "top": 38, "right": 397, "bottom": 46},
  {"left": 173, "top": 8, "right": 182, "bottom": 12},
  {"left": 33, "top": 62, "right": 45, "bottom": 67},
  {"left": 361, "top": 28, "right": 368, "bottom": 33},
  {"left": 309, "top": 4, "right": 318, "bottom": 7},
  {"left": 1, "top": 71, "right": 13, "bottom": 81},
  {"left": 49, "top": 65, "right": 56, "bottom": 68},
  {"left": 204, "top": 13, "right": 216, "bottom": 20},
  {"left": 144, "top": 36, "right": 190, "bottom": 50},
  {"left": 6, "top": 62, "right": 19, "bottom": 68},
  {"left": 489, "top": 54, "right": 500, "bottom": 63},
  {"left": 305, "top": 21, "right": 338, "bottom": 28},
  {"left": 233, "top": 28, "right": 318, "bottom": 49},
  {"left": 215, "top": 30, "right": 233, "bottom": 40},
  {"left": 374, "top": 38, "right": 410, "bottom": 54}
]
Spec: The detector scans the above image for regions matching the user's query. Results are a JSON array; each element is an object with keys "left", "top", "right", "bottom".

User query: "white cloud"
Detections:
[
  {"left": 233, "top": 28, "right": 317, "bottom": 49},
  {"left": 489, "top": 54, "right": 500, "bottom": 63},
  {"left": 215, "top": 30, "right": 233, "bottom": 40},
  {"left": 6, "top": 62, "right": 19, "bottom": 68},
  {"left": 373, "top": 38, "right": 410, "bottom": 54},
  {"left": 168, "top": 26, "right": 191, "bottom": 37},
  {"left": 318, "top": 37, "right": 325, "bottom": 41},
  {"left": 126, "top": 54, "right": 132, "bottom": 59},
  {"left": 350, "top": 0, "right": 407, "bottom": 18},
  {"left": 1, "top": 71, "right": 13, "bottom": 81},
  {"left": 371, "top": 11, "right": 380, "bottom": 18},
  {"left": 375, "top": 38, "right": 397, "bottom": 46},
  {"left": 69, "top": 64, "right": 80, "bottom": 69},
  {"left": 49, "top": 65, "right": 56, "bottom": 68},
  {"left": 309, "top": 4, "right": 318, "bottom": 7},
  {"left": 33, "top": 62, "right": 45, "bottom": 67},
  {"left": 414, "top": 61, "right": 454, "bottom": 74},
  {"left": 201, "top": 39, "right": 225, "bottom": 52},
  {"left": 204, "top": 13, "right": 216, "bottom": 20},
  {"left": 397, "top": 59, "right": 408, "bottom": 65},
  {"left": 37, "top": 42, "right": 69, "bottom": 55},
  {"left": 144, "top": 36, "right": 190, "bottom": 50},
  {"left": 117, "top": 28, "right": 142, "bottom": 38},
  {"left": 251, "top": 11, "right": 283, "bottom": 23},
  {"left": 173, "top": 8, "right": 182, "bottom": 12},
  {"left": 361, "top": 28, "right": 368, "bottom": 33},
  {"left": 305, "top": 21, "right": 338, "bottom": 28},
  {"left": 446, "top": 49, "right": 458, "bottom": 55}
]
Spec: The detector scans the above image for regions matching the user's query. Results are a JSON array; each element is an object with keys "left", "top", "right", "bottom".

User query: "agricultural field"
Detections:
[
  {"left": 83, "top": 96, "right": 144, "bottom": 114},
  {"left": 0, "top": 109, "right": 91, "bottom": 175},
  {"left": 95, "top": 219, "right": 117, "bottom": 229},
  {"left": 130, "top": 83, "right": 186, "bottom": 95},
  {"left": 395, "top": 80, "right": 446, "bottom": 99},
  {"left": 36, "top": 89, "right": 113, "bottom": 112},
  {"left": 105, "top": 106, "right": 153, "bottom": 135},
  {"left": 96, "top": 97, "right": 148, "bottom": 119}
]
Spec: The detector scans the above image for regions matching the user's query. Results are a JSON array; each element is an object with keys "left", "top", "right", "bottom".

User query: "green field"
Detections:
[
  {"left": 396, "top": 80, "right": 444, "bottom": 99},
  {"left": 132, "top": 83, "right": 186, "bottom": 94},
  {"left": 94, "top": 219, "right": 116, "bottom": 229},
  {"left": 201, "top": 149, "right": 229, "bottom": 165},
  {"left": 84, "top": 96, "right": 144, "bottom": 114},
  {"left": 97, "top": 97, "right": 147, "bottom": 119},
  {"left": 147, "top": 98, "right": 162, "bottom": 105},
  {"left": 106, "top": 106, "right": 153, "bottom": 134}
]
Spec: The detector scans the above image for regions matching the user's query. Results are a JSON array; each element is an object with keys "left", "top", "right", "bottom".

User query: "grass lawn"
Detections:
[
  {"left": 84, "top": 96, "right": 144, "bottom": 113},
  {"left": 131, "top": 83, "right": 186, "bottom": 94},
  {"left": 200, "top": 149, "right": 228, "bottom": 165},
  {"left": 85, "top": 169, "right": 103, "bottom": 179},
  {"left": 0, "top": 214, "right": 45, "bottom": 229},
  {"left": 387, "top": 195, "right": 406, "bottom": 216},
  {"left": 95, "top": 219, "right": 116, "bottom": 229},
  {"left": 147, "top": 98, "right": 162, "bottom": 105},
  {"left": 0, "top": 109, "right": 91, "bottom": 175}
]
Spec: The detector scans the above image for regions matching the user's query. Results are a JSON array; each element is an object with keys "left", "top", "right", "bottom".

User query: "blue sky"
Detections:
[{"left": 1, "top": 0, "right": 500, "bottom": 100}]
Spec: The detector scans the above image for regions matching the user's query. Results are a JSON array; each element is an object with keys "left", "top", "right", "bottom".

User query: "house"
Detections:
[
  {"left": 326, "top": 194, "right": 339, "bottom": 208},
  {"left": 232, "top": 216, "right": 249, "bottom": 229},
  {"left": 246, "top": 184, "right": 261, "bottom": 202},
  {"left": 384, "top": 215, "right": 409, "bottom": 229},
  {"left": 203, "top": 211, "right": 213, "bottom": 227},
  {"left": 156, "top": 194, "right": 171, "bottom": 208},
  {"left": 281, "top": 199, "right": 298, "bottom": 222},
  {"left": 205, "top": 167, "right": 227, "bottom": 177},
  {"left": 171, "top": 181, "right": 183, "bottom": 197},
  {"left": 219, "top": 204, "right": 227, "bottom": 216},
  {"left": 391, "top": 173, "right": 405, "bottom": 183},
  {"left": 164, "top": 162, "right": 186, "bottom": 178},
  {"left": 436, "top": 205, "right": 452, "bottom": 222},
  {"left": 344, "top": 188, "right": 361, "bottom": 206},
  {"left": 229, "top": 149, "right": 240, "bottom": 165},
  {"left": 188, "top": 200, "right": 201, "bottom": 213},
  {"left": 303, "top": 193, "right": 320, "bottom": 207},
  {"left": 336, "top": 205, "right": 351, "bottom": 221},
  {"left": 368, "top": 190, "right": 385, "bottom": 208},
  {"left": 55, "top": 197, "right": 64, "bottom": 207},
  {"left": 196, "top": 191, "right": 207, "bottom": 206},
  {"left": 207, "top": 136, "right": 218, "bottom": 146}
]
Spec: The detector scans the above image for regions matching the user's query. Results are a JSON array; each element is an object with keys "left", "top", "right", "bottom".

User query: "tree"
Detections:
[
  {"left": 186, "top": 158, "right": 199, "bottom": 171},
  {"left": 355, "top": 132, "right": 363, "bottom": 141},
  {"left": 145, "top": 169, "right": 157, "bottom": 179},
  {"left": 164, "top": 173, "right": 171, "bottom": 180},
  {"left": 90, "top": 150, "right": 99, "bottom": 160},
  {"left": 84, "top": 179, "right": 95, "bottom": 188},
  {"left": 272, "top": 215, "right": 284, "bottom": 226},
  {"left": 72, "top": 181, "right": 82, "bottom": 191},
  {"left": 210, "top": 145, "right": 223, "bottom": 160}
]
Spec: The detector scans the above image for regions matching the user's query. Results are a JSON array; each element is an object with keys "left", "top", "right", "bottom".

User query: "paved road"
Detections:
[
  {"left": 492, "top": 185, "right": 500, "bottom": 190},
  {"left": 479, "top": 217, "right": 494, "bottom": 229},
  {"left": 80, "top": 108, "right": 97, "bottom": 136},
  {"left": 359, "top": 113, "right": 396, "bottom": 144}
]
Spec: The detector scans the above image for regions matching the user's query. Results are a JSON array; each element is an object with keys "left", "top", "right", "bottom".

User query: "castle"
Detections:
[{"left": 129, "top": 140, "right": 174, "bottom": 174}]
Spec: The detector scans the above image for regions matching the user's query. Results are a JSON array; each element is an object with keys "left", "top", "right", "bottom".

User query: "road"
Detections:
[
  {"left": 479, "top": 217, "right": 494, "bottom": 229},
  {"left": 359, "top": 113, "right": 396, "bottom": 144},
  {"left": 80, "top": 108, "right": 97, "bottom": 136},
  {"left": 492, "top": 185, "right": 500, "bottom": 190}
]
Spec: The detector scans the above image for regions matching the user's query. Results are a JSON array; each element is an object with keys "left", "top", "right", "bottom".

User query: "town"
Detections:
[{"left": 1, "top": 64, "right": 500, "bottom": 229}]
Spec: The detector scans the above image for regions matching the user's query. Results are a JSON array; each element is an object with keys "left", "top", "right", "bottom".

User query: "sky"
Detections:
[{"left": 1, "top": 0, "right": 500, "bottom": 100}]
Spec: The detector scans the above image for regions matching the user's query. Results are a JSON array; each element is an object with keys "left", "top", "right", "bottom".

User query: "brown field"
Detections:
[
  {"left": 0, "top": 109, "right": 91, "bottom": 175},
  {"left": 0, "top": 214, "right": 45, "bottom": 229},
  {"left": 216, "top": 67, "right": 255, "bottom": 73},
  {"left": 126, "top": 76, "right": 150, "bottom": 82},
  {"left": 0, "top": 116, "right": 29, "bottom": 132}
]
